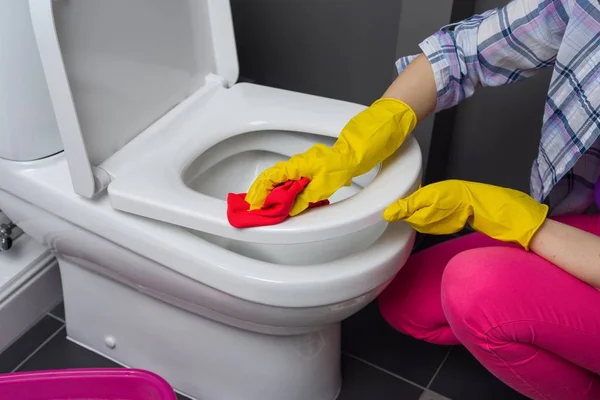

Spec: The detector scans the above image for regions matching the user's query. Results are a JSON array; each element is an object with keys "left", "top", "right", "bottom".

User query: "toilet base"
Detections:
[{"left": 58, "top": 257, "right": 342, "bottom": 400}]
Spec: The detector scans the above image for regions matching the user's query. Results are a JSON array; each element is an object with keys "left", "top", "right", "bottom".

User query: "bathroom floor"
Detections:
[{"left": 0, "top": 235, "right": 528, "bottom": 400}]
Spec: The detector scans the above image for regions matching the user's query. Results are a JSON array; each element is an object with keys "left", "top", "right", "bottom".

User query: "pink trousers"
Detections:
[{"left": 379, "top": 214, "right": 600, "bottom": 400}]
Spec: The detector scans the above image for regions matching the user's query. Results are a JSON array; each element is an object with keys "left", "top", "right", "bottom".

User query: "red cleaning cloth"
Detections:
[{"left": 227, "top": 177, "right": 329, "bottom": 228}]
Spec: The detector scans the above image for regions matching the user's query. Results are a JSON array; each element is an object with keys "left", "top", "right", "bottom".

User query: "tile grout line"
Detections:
[
  {"left": 425, "top": 347, "right": 453, "bottom": 389},
  {"left": 11, "top": 326, "right": 65, "bottom": 372},
  {"left": 1, "top": 314, "right": 57, "bottom": 353},
  {"left": 47, "top": 312, "right": 65, "bottom": 324},
  {"left": 344, "top": 352, "right": 427, "bottom": 391}
]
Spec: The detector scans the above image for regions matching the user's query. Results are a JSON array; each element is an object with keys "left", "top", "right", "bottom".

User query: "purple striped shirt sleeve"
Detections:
[{"left": 396, "top": 0, "right": 569, "bottom": 112}]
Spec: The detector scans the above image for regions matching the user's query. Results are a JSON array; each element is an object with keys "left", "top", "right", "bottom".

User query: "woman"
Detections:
[{"left": 244, "top": 0, "right": 600, "bottom": 398}]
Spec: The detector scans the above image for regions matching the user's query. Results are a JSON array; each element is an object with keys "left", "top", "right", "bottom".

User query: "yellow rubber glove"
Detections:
[
  {"left": 245, "top": 98, "right": 417, "bottom": 216},
  {"left": 383, "top": 180, "right": 549, "bottom": 250}
]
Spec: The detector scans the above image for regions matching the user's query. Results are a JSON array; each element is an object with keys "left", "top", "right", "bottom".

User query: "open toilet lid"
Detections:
[{"left": 28, "top": 0, "right": 238, "bottom": 198}]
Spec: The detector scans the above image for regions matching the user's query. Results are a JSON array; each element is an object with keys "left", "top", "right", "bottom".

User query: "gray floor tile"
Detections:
[
  {"left": 419, "top": 390, "right": 451, "bottom": 400},
  {"left": 16, "top": 327, "right": 120, "bottom": 371},
  {"left": 9, "top": 325, "right": 423, "bottom": 400},
  {"left": 12, "top": 328, "right": 197, "bottom": 399},
  {"left": 338, "top": 355, "right": 423, "bottom": 400},
  {"left": 49, "top": 301, "right": 65, "bottom": 321},
  {"left": 0, "top": 315, "right": 63, "bottom": 373},
  {"left": 430, "top": 347, "right": 528, "bottom": 400},
  {"left": 342, "top": 301, "right": 450, "bottom": 387}
]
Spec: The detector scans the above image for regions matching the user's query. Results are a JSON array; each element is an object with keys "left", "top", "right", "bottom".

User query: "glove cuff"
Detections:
[
  {"left": 521, "top": 203, "right": 550, "bottom": 251},
  {"left": 372, "top": 98, "right": 418, "bottom": 123}
]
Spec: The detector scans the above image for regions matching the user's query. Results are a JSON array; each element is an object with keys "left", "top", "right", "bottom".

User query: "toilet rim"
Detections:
[{"left": 106, "top": 84, "right": 423, "bottom": 245}]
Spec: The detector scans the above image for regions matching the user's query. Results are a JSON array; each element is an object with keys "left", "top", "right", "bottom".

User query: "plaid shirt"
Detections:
[{"left": 397, "top": 0, "right": 600, "bottom": 215}]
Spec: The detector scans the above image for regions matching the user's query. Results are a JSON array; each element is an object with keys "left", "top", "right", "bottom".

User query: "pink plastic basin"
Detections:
[{"left": 0, "top": 369, "right": 177, "bottom": 400}]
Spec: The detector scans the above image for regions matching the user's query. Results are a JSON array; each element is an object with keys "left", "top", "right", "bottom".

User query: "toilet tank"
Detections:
[{"left": 0, "top": 0, "right": 63, "bottom": 161}]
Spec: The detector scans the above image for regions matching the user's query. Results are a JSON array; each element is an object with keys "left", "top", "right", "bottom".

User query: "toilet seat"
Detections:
[{"left": 106, "top": 83, "right": 422, "bottom": 244}]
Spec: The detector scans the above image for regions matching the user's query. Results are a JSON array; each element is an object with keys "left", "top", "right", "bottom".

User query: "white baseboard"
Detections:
[{"left": 0, "top": 234, "right": 62, "bottom": 351}]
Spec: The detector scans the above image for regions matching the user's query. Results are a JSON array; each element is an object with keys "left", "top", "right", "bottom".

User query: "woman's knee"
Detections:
[{"left": 440, "top": 247, "right": 527, "bottom": 339}]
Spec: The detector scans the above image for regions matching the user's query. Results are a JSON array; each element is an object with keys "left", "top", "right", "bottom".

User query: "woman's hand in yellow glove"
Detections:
[
  {"left": 383, "top": 180, "right": 549, "bottom": 250},
  {"left": 244, "top": 98, "right": 417, "bottom": 216}
]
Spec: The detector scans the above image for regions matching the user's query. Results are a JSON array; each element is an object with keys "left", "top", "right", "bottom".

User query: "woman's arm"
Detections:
[
  {"left": 530, "top": 219, "right": 600, "bottom": 288},
  {"left": 386, "top": 0, "right": 569, "bottom": 117},
  {"left": 383, "top": 54, "right": 437, "bottom": 121}
]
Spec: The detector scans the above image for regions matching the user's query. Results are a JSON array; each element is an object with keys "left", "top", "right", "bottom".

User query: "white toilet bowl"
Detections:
[{"left": 0, "top": 1, "right": 422, "bottom": 399}]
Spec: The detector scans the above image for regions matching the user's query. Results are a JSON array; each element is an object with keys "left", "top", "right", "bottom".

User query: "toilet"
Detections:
[{"left": 0, "top": 1, "right": 422, "bottom": 400}]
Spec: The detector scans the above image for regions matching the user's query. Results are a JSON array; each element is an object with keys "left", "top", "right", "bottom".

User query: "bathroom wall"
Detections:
[
  {"left": 230, "top": 0, "right": 403, "bottom": 104},
  {"left": 229, "top": 0, "right": 549, "bottom": 192},
  {"left": 229, "top": 0, "right": 456, "bottom": 170},
  {"left": 446, "top": 0, "right": 552, "bottom": 192}
]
